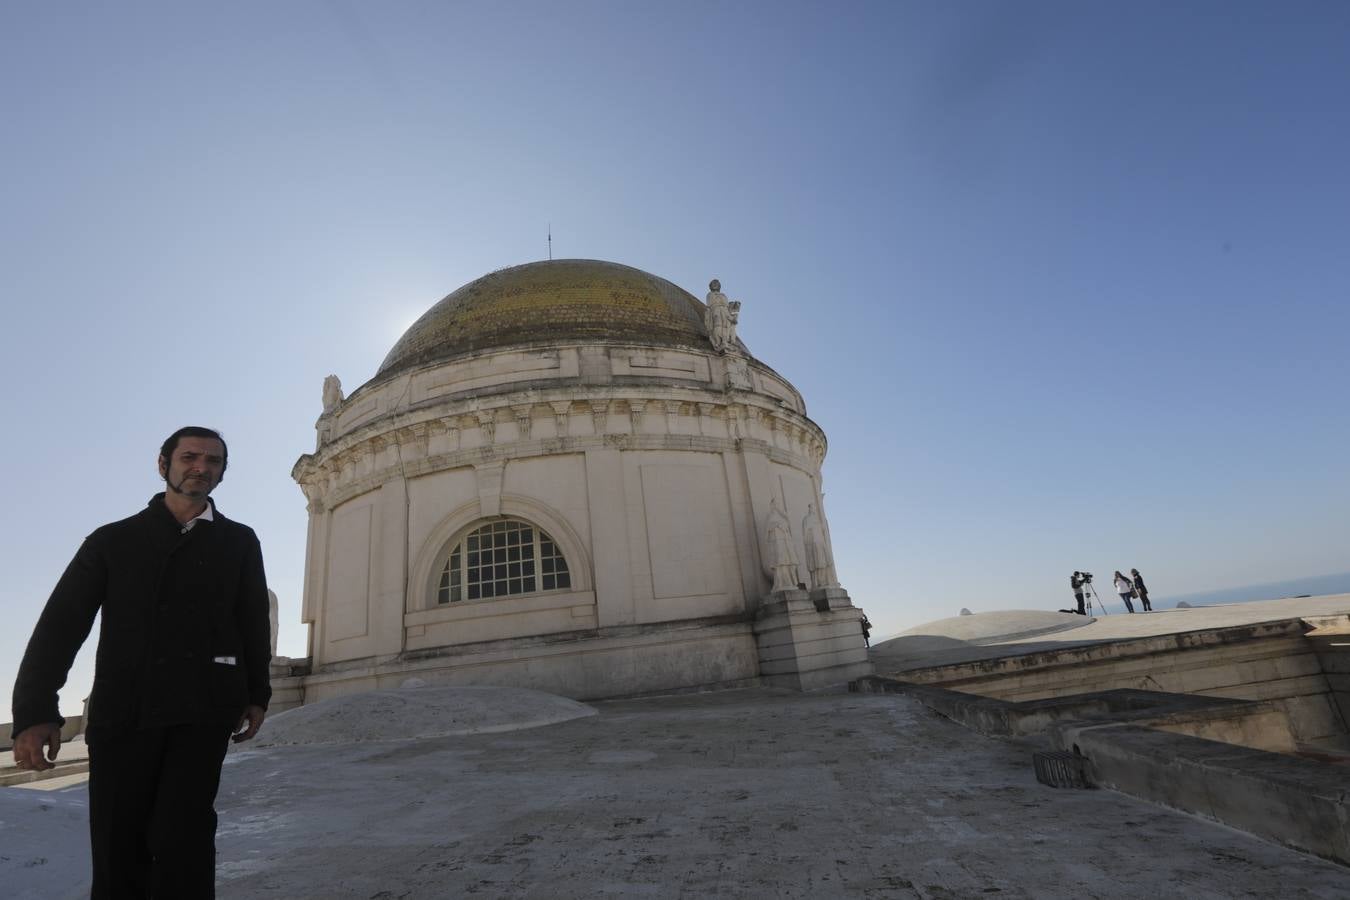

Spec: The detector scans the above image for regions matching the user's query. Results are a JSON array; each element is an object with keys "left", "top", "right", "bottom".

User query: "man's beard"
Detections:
[{"left": 167, "top": 472, "right": 213, "bottom": 499}]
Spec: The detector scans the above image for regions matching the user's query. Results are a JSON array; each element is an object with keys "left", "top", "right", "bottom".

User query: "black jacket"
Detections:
[{"left": 11, "top": 494, "right": 272, "bottom": 739}]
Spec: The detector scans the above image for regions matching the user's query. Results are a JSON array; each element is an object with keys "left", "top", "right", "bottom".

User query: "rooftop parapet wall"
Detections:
[
  {"left": 1305, "top": 615, "right": 1350, "bottom": 740},
  {"left": 1053, "top": 719, "right": 1350, "bottom": 867},
  {"left": 851, "top": 679, "right": 1297, "bottom": 753},
  {"left": 852, "top": 678, "right": 1348, "bottom": 866},
  {"left": 880, "top": 617, "right": 1350, "bottom": 747}
]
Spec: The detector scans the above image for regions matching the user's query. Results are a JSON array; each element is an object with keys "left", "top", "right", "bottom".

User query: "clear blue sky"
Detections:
[{"left": 3, "top": 2, "right": 1348, "bottom": 714}]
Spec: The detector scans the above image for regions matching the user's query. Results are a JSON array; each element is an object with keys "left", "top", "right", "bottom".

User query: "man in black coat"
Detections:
[
  {"left": 11, "top": 426, "right": 272, "bottom": 898},
  {"left": 1131, "top": 568, "right": 1153, "bottom": 612}
]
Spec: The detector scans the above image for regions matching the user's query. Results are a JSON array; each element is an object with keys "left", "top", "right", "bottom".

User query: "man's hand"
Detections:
[
  {"left": 232, "top": 705, "right": 266, "bottom": 743},
  {"left": 13, "top": 723, "right": 63, "bottom": 771}
]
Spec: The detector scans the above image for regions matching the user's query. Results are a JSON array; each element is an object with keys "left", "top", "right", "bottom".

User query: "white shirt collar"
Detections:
[{"left": 182, "top": 500, "right": 215, "bottom": 531}]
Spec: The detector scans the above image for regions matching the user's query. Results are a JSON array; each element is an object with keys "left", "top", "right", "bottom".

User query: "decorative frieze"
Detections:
[
  {"left": 392, "top": 424, "right": 429, "bottom": 460},
  {"left": 727, "top": 405, "right": 745, "bottom": 441},
  {"left": 590, "top": 400, "right": 609, "bottom": 436},
  {"left": 696, "top": 402, "right": 716, "bottom": 437},
  {"left": 427, "top": 418, "right": 457, "bottom": 456},
  {"left": 477, "top": 411, "right": 496, "bottom": 445},
  {"left": 513, "top": 405, "right": 533, "bottom": 441},
  {"left": 301, "top": 483, "right": 326, "bottom": 515},
  {"left": 550, "top": 401, "right": 572, "bottom": 437},
  {"left": 297, "top": 383, "right": 829, "bottom": 519}
]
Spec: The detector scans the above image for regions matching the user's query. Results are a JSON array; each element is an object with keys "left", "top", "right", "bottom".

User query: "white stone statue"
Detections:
[
  {"left": 704, "top": 279, "right": 740, "bottom": 354},
  {"left": 322, "top": 374, "right": 344, "bottom": 414},
  {"left": 764, "top": 498, "right": 801, "bottom": 593},
  {"left": 801, "top": 503, "right": 838, "bottom": 590},
  {"left": 267, "top": 589, "right": 279, "bottom": 659}
]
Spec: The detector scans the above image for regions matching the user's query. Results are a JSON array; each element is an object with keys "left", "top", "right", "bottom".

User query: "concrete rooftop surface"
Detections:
[
  {"left": 872, "top": 593, "right": 1350, "bottom": 672},
  {"left": 8, "top": 685, "right": 1350, "bottom": 898}
]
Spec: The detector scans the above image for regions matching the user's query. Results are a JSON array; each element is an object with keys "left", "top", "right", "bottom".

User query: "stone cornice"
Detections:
[
  {"left": 298, "top": 384, "right": 824, "bottom": 476},
  {"left": 294, "top": 390, "right": 826, "bottom": 511}
]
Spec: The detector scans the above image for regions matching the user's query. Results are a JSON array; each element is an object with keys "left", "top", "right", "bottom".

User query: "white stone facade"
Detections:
[{"left": 291, "top": 261, "right": 869, "bottom": 701}]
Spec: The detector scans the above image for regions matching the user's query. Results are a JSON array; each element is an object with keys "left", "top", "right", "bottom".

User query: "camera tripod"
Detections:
[{"left": 1084, "top": 581, "right": 1109, "bottom": 616}]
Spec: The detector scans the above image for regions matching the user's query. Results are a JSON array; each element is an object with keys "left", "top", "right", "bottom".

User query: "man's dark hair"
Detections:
[{"left": 160, "top": 426, "right": 228, "bottom": 473}]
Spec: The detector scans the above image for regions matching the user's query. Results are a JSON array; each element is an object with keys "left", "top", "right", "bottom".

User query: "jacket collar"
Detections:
[{"left": 146, "top": 493, "right": 223, "bottom": 529}]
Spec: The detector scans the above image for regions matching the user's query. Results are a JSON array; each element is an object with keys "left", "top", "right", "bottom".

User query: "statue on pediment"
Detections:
[
  {"left": 322, "top": 374, "right": 344, "bottom": 414},
  {"left": 801, "top": 503, "right": 838, "bottom": 589},
  {"left": 764, "top": 498, "right": 801, "bottom": 593},
  {"left": 705, "top": 279, "right": 741, "bottom": 354}
]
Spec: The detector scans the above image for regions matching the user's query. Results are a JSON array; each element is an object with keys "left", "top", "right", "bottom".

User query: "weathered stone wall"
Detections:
[
  {"left": 890, "top": 619, "right": 1350, "bottom": 746},
  {"left": 297, "top": 620, "right": 761, "bottom": 704}
]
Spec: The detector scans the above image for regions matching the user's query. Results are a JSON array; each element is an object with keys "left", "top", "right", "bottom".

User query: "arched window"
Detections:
[{"left": 437, "top": 519, "right": 571, "bottom": 604}]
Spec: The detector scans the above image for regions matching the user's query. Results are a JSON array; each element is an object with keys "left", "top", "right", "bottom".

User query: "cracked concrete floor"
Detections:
[
  {"left": 7, "top": 688, "right": 1348, "bottom": 898},
  {"left": 203, "top": 689, "right": 1348, "bottom": 899}
]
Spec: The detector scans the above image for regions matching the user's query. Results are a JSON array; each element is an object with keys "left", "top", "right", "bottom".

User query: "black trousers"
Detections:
[{"left": 87, "top": 713, "right": 237, "bottom": 899}]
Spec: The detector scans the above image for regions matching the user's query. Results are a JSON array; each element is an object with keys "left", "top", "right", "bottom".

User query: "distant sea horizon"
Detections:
[{"left": 1148, "top": 570, "right": 1350, "bottom": 610}]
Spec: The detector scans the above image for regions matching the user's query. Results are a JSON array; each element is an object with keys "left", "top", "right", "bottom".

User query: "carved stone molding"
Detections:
[
  {"left": 474, "top": 461, "right": 505, "bottom": 517},
  {"left": 477, "top": 411, "right": 497, "bottom": 445},
  {"left": 696, "top": 402, "right": 716, "bottom": 437},
  {"left": 589, "top": 400, "right": 608, "bottom": 436},
  {"left": 391, "top": 424, "right": 429, "bottom": 460},
  {"left": 628, "top": 400, "right": 646, "bottom": 434},
  {"left": 663, "top": 400, "right": 682, "bottom": 433},
  {"left": 301, "top": 482, "right": 326, "bottom": 514},
  {"left": 725, "top": 356, "right": 752, "bottom": 391},
  {"left": 727, "top": 405, "right": 745, "bottom": 440},
  {"left": 549, "top": 401, "right": 571, "bottom": 437},
  {"left": 513, "top": 405, "right": 533, "bottom": 441}
]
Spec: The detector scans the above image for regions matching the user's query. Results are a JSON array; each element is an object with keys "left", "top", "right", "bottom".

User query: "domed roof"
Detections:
[{"left": 378, "top": 259, "right": 713, "bottom": 377}]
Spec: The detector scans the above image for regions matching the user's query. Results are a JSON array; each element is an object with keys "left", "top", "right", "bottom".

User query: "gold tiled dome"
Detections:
[{"left": 378, "top": 259, "right": 711, "bottom": 377}]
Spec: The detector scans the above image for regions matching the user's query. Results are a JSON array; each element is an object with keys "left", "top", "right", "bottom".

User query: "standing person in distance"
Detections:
[
  {"left": 1070, "top": 572, "right": 1087, "bottom": 615},
  {"left": 1131, "top": 568, "right": 1153, "bottom": 611},
  {"left": 1113, "top": 570, "right": 1136, "bottom": 613},
  {"left": 10, "top": 426, "right": 272, "bottom": 898}
]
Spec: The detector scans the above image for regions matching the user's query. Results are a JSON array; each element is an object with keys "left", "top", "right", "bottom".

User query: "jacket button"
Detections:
[{"left": 155, "top": 657, "right": 166, "bottom": 665}]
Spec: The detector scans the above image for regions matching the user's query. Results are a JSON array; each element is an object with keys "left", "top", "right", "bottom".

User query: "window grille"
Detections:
[{"left": 437, "top": 520, "right": 571, "bottom": 604}]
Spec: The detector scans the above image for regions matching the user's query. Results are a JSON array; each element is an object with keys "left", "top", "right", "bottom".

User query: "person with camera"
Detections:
[
  {"left": 1113, "top": 570, "right": 1137, "bottom": 613},
  {"left": 1070, "top": 572, "right": 1087, "bottom": 615}
]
